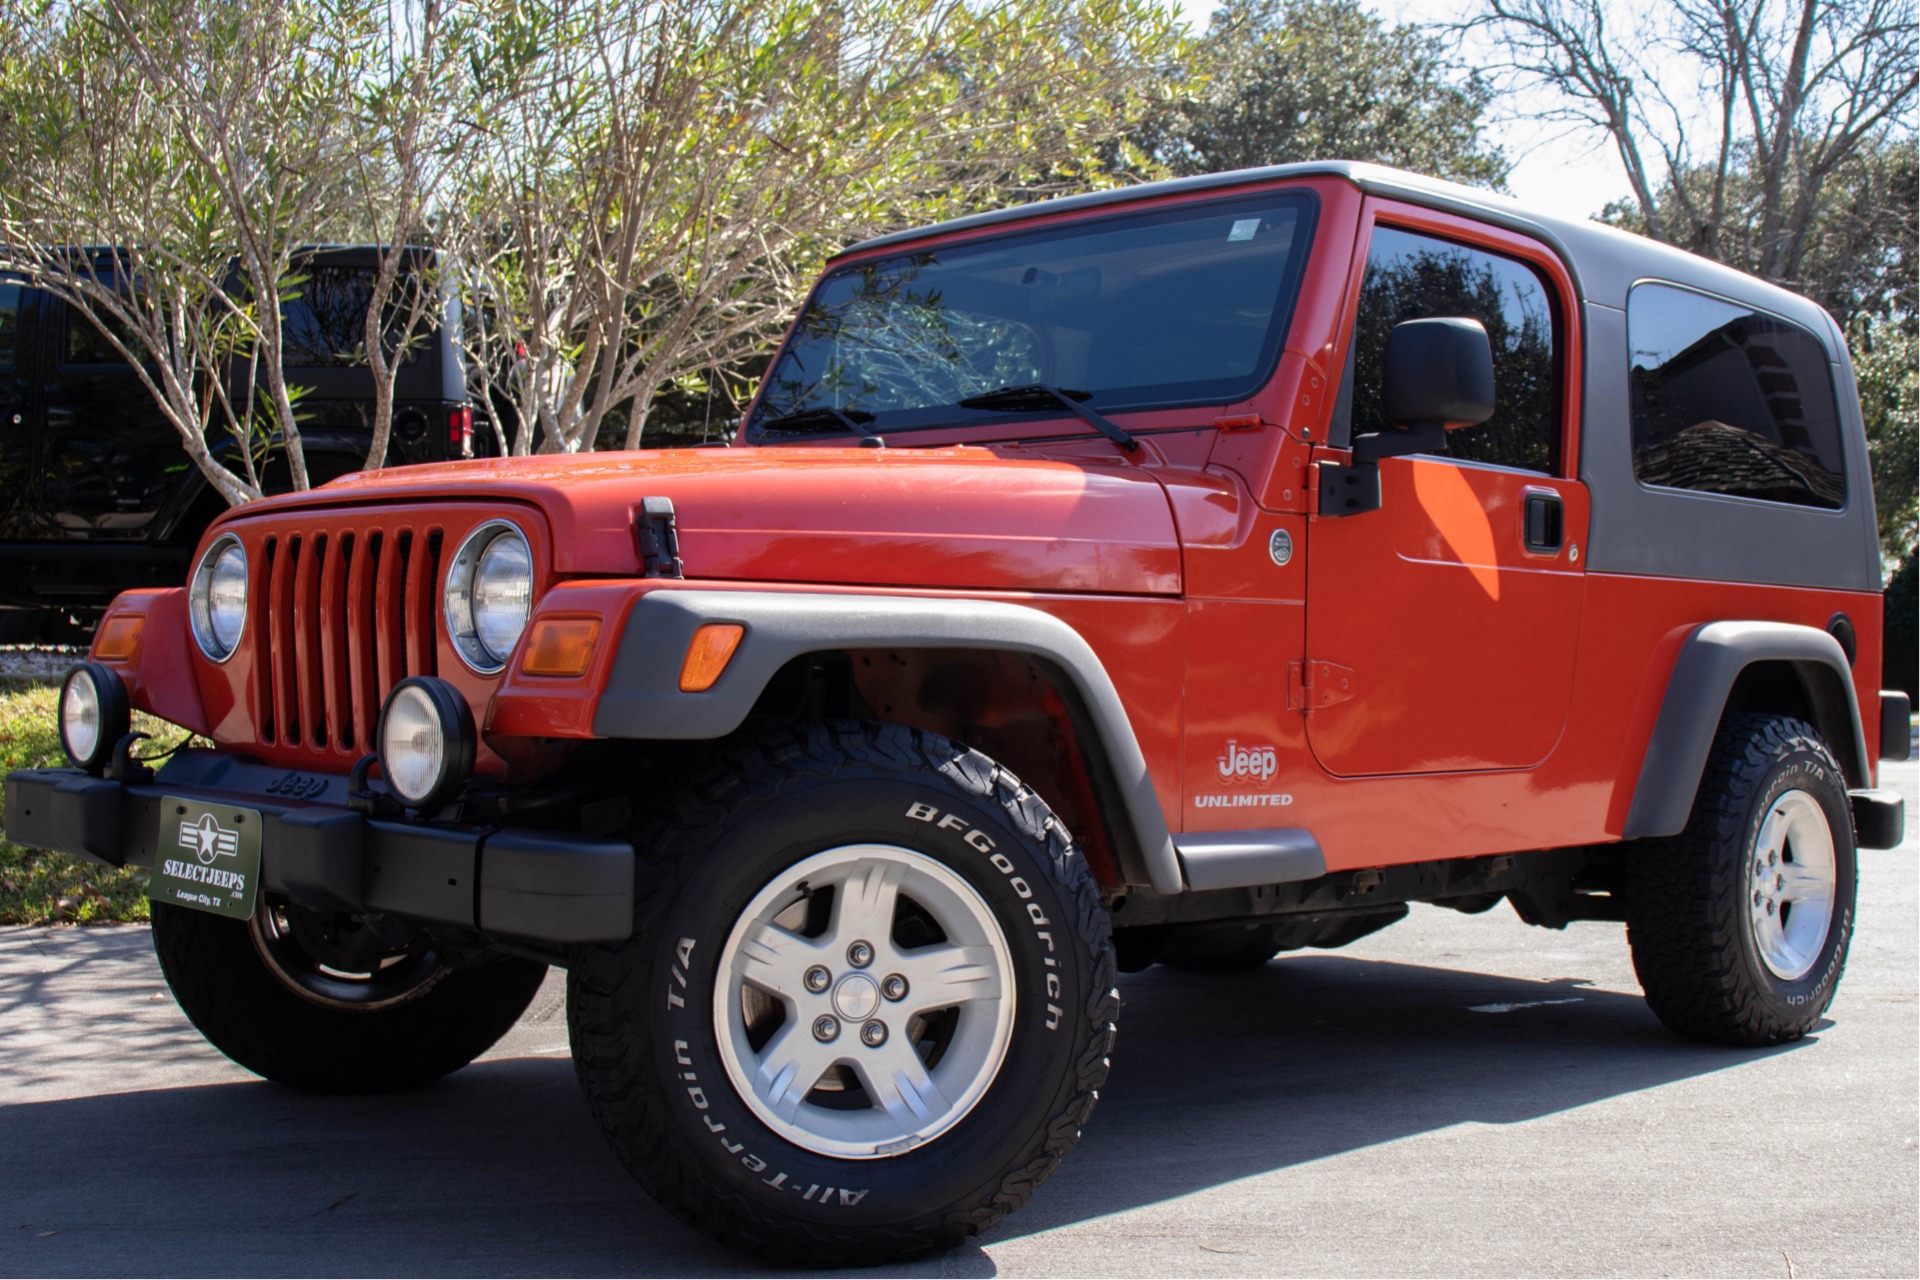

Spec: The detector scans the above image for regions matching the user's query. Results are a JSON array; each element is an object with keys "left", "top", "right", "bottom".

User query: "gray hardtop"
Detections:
[
  {"left": 841, "top": 162, "right": 1879, "bottom": 593},
  {"left": 838, "top": 162, "right": 1842, "bottom": 351}
]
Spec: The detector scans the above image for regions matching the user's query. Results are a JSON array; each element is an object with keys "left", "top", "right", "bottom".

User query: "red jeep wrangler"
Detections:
[{"left": 7, "top": 162, "right": 1909, "bottom": 1264}]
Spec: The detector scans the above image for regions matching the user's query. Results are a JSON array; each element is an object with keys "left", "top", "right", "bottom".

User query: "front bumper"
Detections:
[{"left": 4, "top": 751, "right": 634, "bottom": 946}]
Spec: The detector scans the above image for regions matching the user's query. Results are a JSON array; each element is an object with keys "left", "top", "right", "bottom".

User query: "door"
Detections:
[
  {"left": 39, "top": 296, "right": 187, "bottom": 538},
  {"left": 0, "top": 279, "right": 43, "bottom": 539},
  {"left": 1304, "top": 206, "right": 1589, "bottom": 777}
]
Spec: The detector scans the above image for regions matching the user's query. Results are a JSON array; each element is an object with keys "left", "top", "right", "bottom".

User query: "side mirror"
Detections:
[
  {"left": 1384, "top": 317, "right": 1495, "bottom": 430},
  {"left": 1352, "top": 318, "right": 1496, "bottom": 466},
  {"left": 1323, "top": 318, "right": 1498, "bottom": 517}
]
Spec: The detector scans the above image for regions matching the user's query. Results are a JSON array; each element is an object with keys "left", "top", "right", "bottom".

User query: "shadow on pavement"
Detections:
[{"left": 0, "top": 951, "right": 1803, "bottom": 1278}]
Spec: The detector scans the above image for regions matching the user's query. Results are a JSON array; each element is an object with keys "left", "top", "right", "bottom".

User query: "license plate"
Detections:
[{"left": 149, "top": 796, "right": 263, "bottom": 920}]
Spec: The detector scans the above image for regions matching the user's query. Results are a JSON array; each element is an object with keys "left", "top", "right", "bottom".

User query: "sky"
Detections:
[{"left": 1174, "top": 0, "right": 1637, "bottom": 223}]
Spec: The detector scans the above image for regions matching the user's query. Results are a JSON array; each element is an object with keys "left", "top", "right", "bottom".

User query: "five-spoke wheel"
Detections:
[
  {"left": 1745, "top": 790, "right": 1837, "bottom": 982},
  {"left": 717, "top": 845, "right": 1015, "bottom": 1157},
  {"left": 567, "top": 722, "right": 1118, "bottom": 1266},
  {"left": 1627, "top": 713, "right": 1857, "bottom": 1045}
]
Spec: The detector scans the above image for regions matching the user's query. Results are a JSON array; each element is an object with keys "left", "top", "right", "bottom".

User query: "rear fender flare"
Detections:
[
  {"left": 591, "top": 589, "right": 1184, "bottom": 893},
  {"left": 1623, "top": 621, "right": 1870, "bottom": 839}
]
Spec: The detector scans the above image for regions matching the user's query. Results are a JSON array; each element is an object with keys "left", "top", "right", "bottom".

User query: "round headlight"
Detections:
[
  {"left": 60, "top": 662, "right": 130, "bottom": 774},
  {"left": 188, "top": 534, "right": 248, "bottom": 662},
  {"left": 444, "top": 521, "right": 532, "bottom": 673},
  {"left": 377, "top": 677, "right": 475, "bottom": 812}
]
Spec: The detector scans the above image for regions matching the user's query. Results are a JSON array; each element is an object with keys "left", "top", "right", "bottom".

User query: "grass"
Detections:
[{"left": 0, "top": 681, "right": 196, "bottom": 925}]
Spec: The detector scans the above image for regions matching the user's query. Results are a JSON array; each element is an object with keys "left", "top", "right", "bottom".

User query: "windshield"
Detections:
[{"left": 748, "top": 190, "right": 1316, "bottom": 441}]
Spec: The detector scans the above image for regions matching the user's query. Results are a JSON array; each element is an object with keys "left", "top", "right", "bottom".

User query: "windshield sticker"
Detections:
[{"left": 1228, "top": 218, "right": 1261, "bottom": 242}]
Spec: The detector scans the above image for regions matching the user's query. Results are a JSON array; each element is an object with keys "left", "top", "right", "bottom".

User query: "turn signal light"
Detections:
[
  {"left": 93, "top": 614, "right": 143, "bottom": 663},
  {"left": 520, "top": 618, "right": 601, "bottom": 677},
  {"left": 679, "top": 623, "right": 745, "bottom": 692}
]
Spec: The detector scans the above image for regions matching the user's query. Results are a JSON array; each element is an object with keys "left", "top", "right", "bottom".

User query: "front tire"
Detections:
[
  {"left": 152, "top": 899, "right": 548, "bottom": 1092},
  {"left": 1625, "top": 713, "right": 1857, "bottom": 1045},
  {"left": 567, "top": 722, "right": 1118, "bottom": 1266}
]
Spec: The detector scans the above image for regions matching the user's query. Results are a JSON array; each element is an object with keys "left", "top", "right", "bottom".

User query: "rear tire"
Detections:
[
  {"left": 567, "top": 721, "right": 1118, "bottom": 1266},
  {"left": 1625, "top": 713, "right": 1856, "bottom": 1045},
  {"left": 152, "top": 899, "right": 547, "bottom": 1092}
]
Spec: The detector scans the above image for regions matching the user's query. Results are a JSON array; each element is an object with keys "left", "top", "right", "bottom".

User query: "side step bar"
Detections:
[{"left": 1173, "top": 829, "right": 1326, "bottom": 892}]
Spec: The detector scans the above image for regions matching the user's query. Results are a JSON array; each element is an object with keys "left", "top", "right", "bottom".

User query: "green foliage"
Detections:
[
  {"left": 448, "top": 0, "right": 1192, "bottom": 454},
  {"left": 1601, "top": 141, "right": 1918, "bottom": 331},
  {"left": 0, "top": 683, "right": 179, "bottom": 925},
  {"left": 1149, "top": 0, "right": 1508, "bottom": 185},
  {"left": 1852, "top": 315, "right": 1919, "bottom": 566}
]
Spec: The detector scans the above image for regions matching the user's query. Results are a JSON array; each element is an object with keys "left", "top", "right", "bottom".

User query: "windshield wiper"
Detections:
[
  {"left": 955, "top": 384, "right": 1138, "bottom": 453},
  {"left": 757, "top": 406, "right": 885, "bottom": 448}
]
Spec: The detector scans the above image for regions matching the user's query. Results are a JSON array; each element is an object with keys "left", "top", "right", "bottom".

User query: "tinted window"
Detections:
[
  {"left": 0, "top": 284, "right": 18, "bottom": 369},
  {"left": 64, "top": 305, "right": 143, "bottom": 367},
  {"left": 1343, "top": 225, "right": 1560, "bottom": 474},
  {"left": 282, "top": 266, "right": 424, "bottom": 368},
  {"left": 1628, "top": 283, "right": 1844, "bottom": 509},
  {"left": 751, "top": 192, "right": 1314, "bottom": 436}
]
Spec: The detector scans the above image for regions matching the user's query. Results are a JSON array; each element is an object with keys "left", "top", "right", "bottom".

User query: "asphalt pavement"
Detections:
[{"left": 3, "top": 759, "right": 1914, "bottom": 1278}]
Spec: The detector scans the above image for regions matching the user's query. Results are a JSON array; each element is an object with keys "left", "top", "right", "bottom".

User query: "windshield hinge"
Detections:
[
  {"left": 633, "top": 497, "right": 684, "bottom": 579},
  {"left": 1288, "top": 659, "right": 1356, "bottom": 711}
]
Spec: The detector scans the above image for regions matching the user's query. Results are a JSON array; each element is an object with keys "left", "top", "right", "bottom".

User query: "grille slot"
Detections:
[{"left": 257, "top": 520, "right": 444, "bottom": 754}]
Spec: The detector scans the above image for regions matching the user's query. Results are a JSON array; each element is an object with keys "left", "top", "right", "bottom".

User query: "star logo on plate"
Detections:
[{"left": 179, "top": 813, "right": 240, "bottom": 866}]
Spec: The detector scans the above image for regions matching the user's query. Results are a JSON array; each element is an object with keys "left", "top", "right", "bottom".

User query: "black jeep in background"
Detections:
[{"left": 0, "top": 247, "right": 491, "bottom": 641}]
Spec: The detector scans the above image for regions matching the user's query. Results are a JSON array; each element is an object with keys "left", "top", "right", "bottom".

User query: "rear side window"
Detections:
[
  {"left": 1344, "top": 225, "right": 1561, "bottom": 474},
  {"left": 0, "top": 283, "right": 18, "bottom": 369},
  {"left": 1627, "top": 283, "right": 1845, "bottom": 510},
  {"left": 282, "top": 266, "right": 425, "bottom": 368}
]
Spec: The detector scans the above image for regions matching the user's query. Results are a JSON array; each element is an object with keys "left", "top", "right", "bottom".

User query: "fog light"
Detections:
[
  {"left": 60, "top": 663, "right": 130, "bottom": 774},
  {"left": 377, "top": 677, "right": 475, "bottom": 813}
]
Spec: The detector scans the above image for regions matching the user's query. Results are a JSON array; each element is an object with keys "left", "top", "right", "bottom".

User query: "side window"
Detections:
[
  {"left": 282, "top": 266, "right": 426, "bottom": 368},
  {"left": 64, "top": 304, "right": 143, "bottom": 367},
  {"left": 0, "top": 283, "right": 18, "bottom": 370},
  {"left": 1344, "top": 225, "right": 1561, "bottom": 474},
  {"left": 1627, "top": 283, "right": 1845, "bottom": 510}
]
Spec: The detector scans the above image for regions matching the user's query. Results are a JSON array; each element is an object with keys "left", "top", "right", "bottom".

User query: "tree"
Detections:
[
  {"left": 1853, "top": 315, "right": 1918, "bottom": 563},
  {"left": 0, "top": 0, "right": 458, "bottom": 503},
  {"left": 327, "top": 0, "right": 472, "bottom": 473},
  {"left": 1148, "top": 0, "right": 1510, "bottom": 185},
  {"left": 1472, "top": 0, "right": 1918, "bottom": 311},
  {"left": 445, "top": 0, "right": 1189, "bottom": 456},
  {"left": 0, "top": 0, "right": 374, "bottom": 502}
]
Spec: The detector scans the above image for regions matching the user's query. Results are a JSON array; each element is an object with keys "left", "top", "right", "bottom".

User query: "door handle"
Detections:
[{"left": 1523, "top": 490, "right": 1563, "bottom": 553}]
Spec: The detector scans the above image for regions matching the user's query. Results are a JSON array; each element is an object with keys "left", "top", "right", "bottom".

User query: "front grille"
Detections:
[{"left": 255, "top": 522, "right": 445, "bottom": 754}]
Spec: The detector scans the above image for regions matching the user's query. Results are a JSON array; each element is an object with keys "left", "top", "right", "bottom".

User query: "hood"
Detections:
[{"left": 278, "top": 445, "right": 1182, "bottom": 595}]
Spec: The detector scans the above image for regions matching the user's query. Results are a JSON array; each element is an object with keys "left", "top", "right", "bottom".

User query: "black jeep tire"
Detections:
[
  {"left": 1624, "top": 713, "right": 1857, "bottom": 1046},
  {"left": 567, "top": 721, "right": 1118, "bottom": 1267},
  {"left": 151, "top": 900, "right": 548, "bottom": 1093}
]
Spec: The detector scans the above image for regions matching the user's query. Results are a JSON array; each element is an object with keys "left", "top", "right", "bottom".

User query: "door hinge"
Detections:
[
  {"left": 1288, "top": 659, "right": 1357, "bottom": 711},
  {"left": 632, "top": 496, "right": 684, "bottom": 579}
]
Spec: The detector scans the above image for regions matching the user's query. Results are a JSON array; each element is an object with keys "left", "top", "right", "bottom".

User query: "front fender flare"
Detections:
[
  {"left": 1623, "top": 621, "right": 1870, "bottom": 839},
  {"left": 591, "top": 590, "right": 1184, "bottom": 894}
]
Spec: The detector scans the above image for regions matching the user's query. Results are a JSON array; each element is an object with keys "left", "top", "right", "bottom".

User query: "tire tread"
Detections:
[
  {"left": 1625, "top": 712, "right": 1854, "bottom": 1046},
  {"left": 567, "top": 720, "right": 1118, "bottom": 1266}
]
